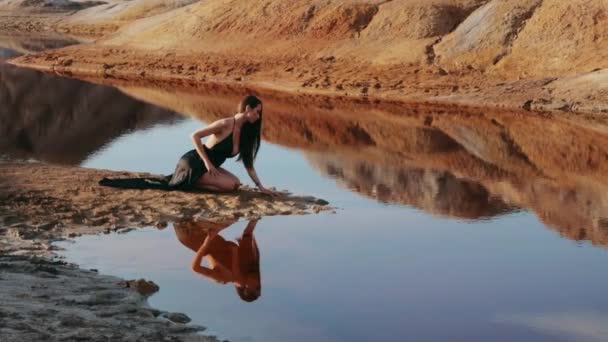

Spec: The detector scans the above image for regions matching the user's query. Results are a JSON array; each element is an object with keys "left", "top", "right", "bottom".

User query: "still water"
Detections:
[{"left": 3, "top": 47, "right": 608, "bottom": 341}]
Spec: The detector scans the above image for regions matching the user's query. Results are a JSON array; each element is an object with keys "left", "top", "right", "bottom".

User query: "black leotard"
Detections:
[
  {"left": 168, "top": 122, "right": 238, "bottom": 188},
  {"left": 99, "top": 119, "right": 239, "bottom": 190}
]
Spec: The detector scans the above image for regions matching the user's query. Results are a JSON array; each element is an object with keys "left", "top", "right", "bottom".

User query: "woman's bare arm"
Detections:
[
  {"left": 190, "top": 232, "right": 230, "bottom": 283},
  {"left": 246, "top": 166, "right": 279, "bottom": 196},
  {"left": 190, "top": 119, "right": 230, "bottom": 174},
  {"left": 246, "top": 166, "right": 262, "bottom": 188},
  {"left": 190, "top": 232, "right": 217, "bottom": 274}
]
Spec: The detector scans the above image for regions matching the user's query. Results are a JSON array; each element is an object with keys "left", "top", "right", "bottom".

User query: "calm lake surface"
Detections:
[{"left": 3, "top": 42, "right": 608, "bottom": 342}]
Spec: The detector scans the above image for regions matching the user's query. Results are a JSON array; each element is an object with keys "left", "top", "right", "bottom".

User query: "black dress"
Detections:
[{"left": 99, "top": 124, "right": 238, "bottom": 191}]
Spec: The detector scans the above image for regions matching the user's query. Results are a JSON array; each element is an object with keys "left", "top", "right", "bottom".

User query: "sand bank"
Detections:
[{"left": 1, "top": 161, "right": 330, "bottom": 254}]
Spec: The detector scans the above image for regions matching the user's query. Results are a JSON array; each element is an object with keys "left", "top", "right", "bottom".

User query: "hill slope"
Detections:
[{"left": 7, "top": 0, "right": 608, "bottom": 113}]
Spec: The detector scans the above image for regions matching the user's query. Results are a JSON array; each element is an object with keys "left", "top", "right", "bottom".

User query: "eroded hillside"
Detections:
[{"left": 5, "top": 0, "right": 607, "bottom": 114}]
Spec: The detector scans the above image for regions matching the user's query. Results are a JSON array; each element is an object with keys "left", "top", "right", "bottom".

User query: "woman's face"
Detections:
[{"left": 245, "top": 104, "right": 262, "bottom": 123}]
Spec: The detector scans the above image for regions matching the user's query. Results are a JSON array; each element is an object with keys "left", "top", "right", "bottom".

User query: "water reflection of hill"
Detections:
[
  {"left": 106, "top": 82, "right": 608, "bottom": 246},
  {"left": 0, "top": 33, "right": 81, "bottom": 56},
  {"left": 0, "top": 64, "right": 182, "bottom": 164},
  {"left": 308, "top": 155, "right": 513, "bottom": 219}
]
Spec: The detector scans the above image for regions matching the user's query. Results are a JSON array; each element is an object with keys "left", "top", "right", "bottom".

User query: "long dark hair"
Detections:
[
  {"left": 237, "top": 95, "right": 262, "bottom": 169},
  {"left": 236, "top": 220, "right": 261, "bottom": 302}
]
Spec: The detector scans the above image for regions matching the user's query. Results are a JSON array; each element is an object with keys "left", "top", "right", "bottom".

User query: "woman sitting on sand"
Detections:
[
  {"left": 174, "top": 219, "right": 262, "bottom": 302},
  {"left": 100, "top": 95, "right": 278, "bottom": 195}
]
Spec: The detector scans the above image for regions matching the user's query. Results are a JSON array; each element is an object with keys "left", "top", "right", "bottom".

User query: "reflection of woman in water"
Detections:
[
  {"left": 100, "top": 95, "right": 278, "bottom": 196},
  {"left": 174, "top": 219, "right": 261, "bottom": 302}
]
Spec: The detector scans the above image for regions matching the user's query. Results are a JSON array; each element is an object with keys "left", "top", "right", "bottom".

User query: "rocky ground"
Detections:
[{"left": 0, "top": 255, "right": 218, "bottom": 342}]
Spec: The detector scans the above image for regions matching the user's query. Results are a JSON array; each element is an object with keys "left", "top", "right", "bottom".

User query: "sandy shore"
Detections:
[
  {"left": 0, "top": 161, "right": 330, "bottom": 253},
  {"left": 0, "top": 161, "right": 330, "bottom": 341},
  {"left": 12, "top": 43, "right": 603, "bottom": 115}
]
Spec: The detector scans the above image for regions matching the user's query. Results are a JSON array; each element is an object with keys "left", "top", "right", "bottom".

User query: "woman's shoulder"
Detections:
[
  {"left": 210, "top": 117, "right": 236, "bottom": 130},
  {"left": 209, "top": 117, "right": 229, "bottom": 127}
]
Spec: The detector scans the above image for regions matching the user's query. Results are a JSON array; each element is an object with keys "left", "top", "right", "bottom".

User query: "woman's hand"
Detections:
[
  {"left": 258, "top": 185, "right": 280, "bottom": 197},
  {"left": 206, "top": 165, "right": 221, "bottom": 178},
  {"left": 247, "top": 167, "right": 280, "bottom": 197}
]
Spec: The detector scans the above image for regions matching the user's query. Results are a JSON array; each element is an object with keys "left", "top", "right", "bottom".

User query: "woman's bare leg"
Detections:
[
  {"left": 218, "top": 168, "right": 241, "bottom": 188},
  {"left": 196, "top": 170, "right": 240, "bottom": 192}
]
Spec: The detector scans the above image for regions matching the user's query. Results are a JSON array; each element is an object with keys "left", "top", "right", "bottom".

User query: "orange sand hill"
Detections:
[
  {"left": 6, "top": 0, "right": 608, "bottom": 114},
  {"left": 0, "top": 1, "right": 198, "bottom": 37}
]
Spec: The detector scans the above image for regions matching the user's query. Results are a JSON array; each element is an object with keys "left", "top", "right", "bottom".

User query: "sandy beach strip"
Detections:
[{"left": 0, "top": 161, "right": 330, "bottom": 248}]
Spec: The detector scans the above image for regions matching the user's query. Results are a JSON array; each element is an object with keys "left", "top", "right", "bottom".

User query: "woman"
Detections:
[
  {"left": 99, "top": 95, "right": 278, "bottom": 196},
  {"left": 174, "top": 219, "right": 262, "bottom": 302}
]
